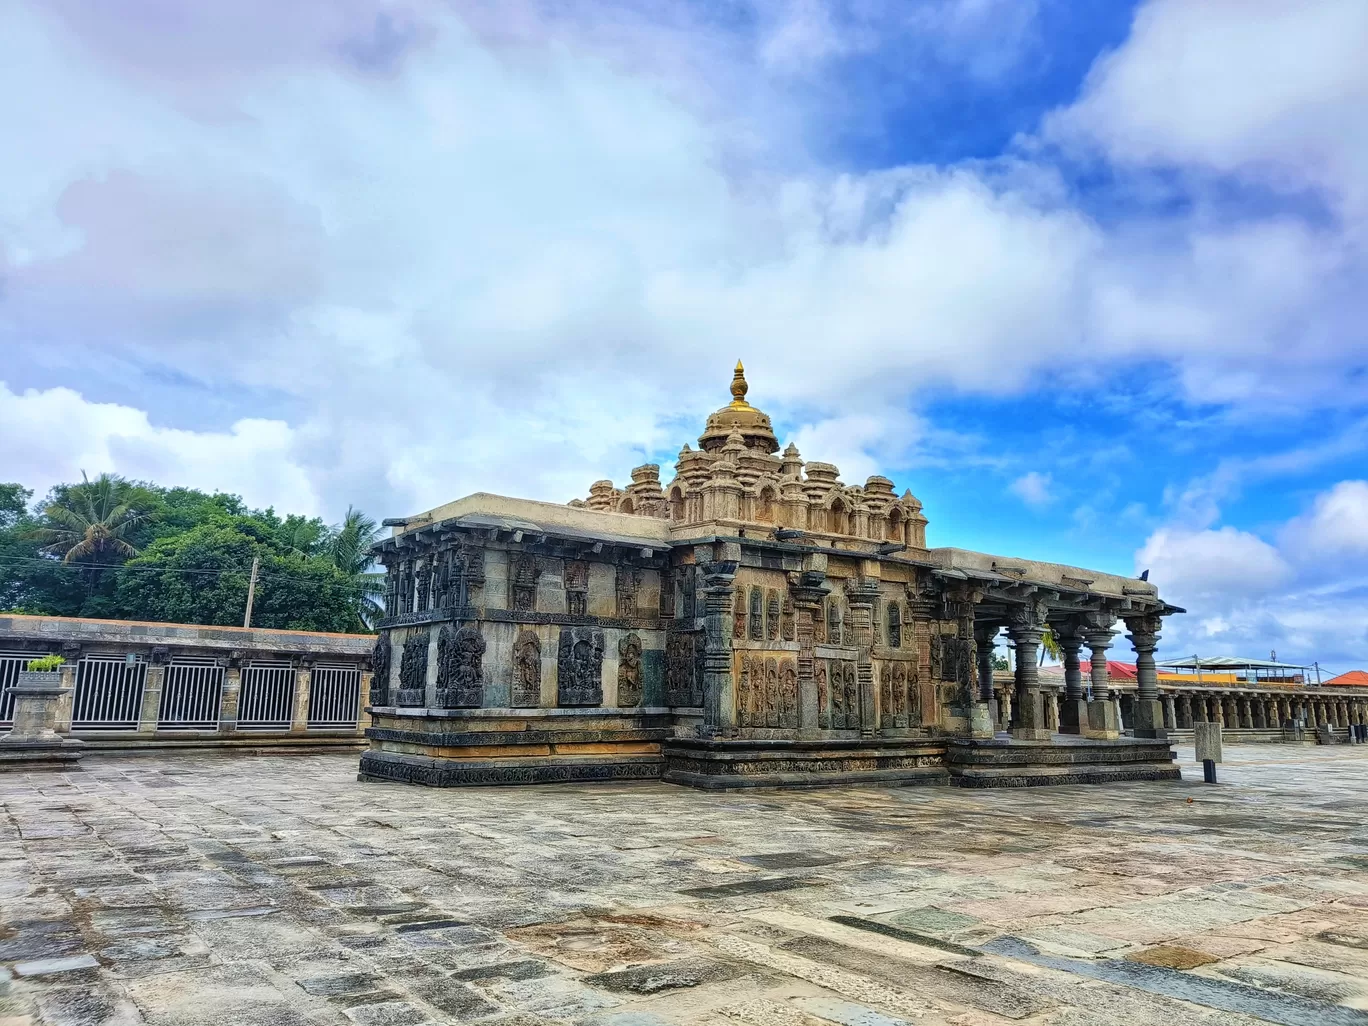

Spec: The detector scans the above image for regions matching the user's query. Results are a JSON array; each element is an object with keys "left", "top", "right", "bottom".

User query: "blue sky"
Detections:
[{"left": 2, "top": 0, "right": 1367, "bottom": 669}]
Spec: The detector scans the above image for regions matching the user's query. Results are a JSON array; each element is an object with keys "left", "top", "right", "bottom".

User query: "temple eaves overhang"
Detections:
[{"left": 373, "top": 492, "right": 1177, "bottom": 615}]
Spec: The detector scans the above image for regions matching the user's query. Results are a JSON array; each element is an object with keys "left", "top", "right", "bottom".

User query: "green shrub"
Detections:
[{"left": 25, "top": 654, "right": 66, "bottom": 672}]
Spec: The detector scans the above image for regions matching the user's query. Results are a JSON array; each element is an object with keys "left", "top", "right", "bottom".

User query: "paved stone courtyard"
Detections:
[{"left": 3, "top": 747, "right": 1368, "bottom": 1026}]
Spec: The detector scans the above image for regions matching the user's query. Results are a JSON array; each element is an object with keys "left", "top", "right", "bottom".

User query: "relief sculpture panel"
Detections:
[
  {"left": 435, "top": 624, "right": 485, "bottom": 708},
  {"left": 557, "top": 626, "right": 605, "bottom": 706},
  {"left": 617, "top": 633, "right": 642, "bottom": 707},
  {"left": 511, "top": 630, "right": 541, "bottom": 708},
  {"left": 370, "top": 635, "right": 390, "bottom": 706},
  {"left": 396, "top": 629, "right": 429, "bottom": 706}
]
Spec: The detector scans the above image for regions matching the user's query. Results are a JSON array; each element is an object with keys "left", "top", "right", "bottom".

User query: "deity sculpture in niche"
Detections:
[
  {"left": 736, "top": 656, "right": 751, "bottom": 726},
  {"left": 511, "top": 555, "right": 538, "bottom": 613},
  {"left": 616, "top": 569, "right": 640, "bottom": 617},
  {"left": 435, "top": 624, "right": 485, "bottom": 707},
  {"left": 617, "top": 633, "right": 642, "bottom": 707},
  {"left": 564, "top": 560, "right": 588, "bottom": 616},
  {"left": 665, "top": 632, "right": 697, "bottom": 706},
  {"left": 733, "top": 593, "right": 747, "bottom": 640},
  {"left": 370, "top": 636, "right": 391, "bottom": 706},
  {"left": 843, "top": 661, "right": 859, "bottom": 728},
  {"left": 828, "top": 659, "right": 843, "bottom": 726},
  {"left": 746, "top": 655, "right": 762, "bottom": 725},
  {"left": 816, "top": 663, "right": 829, "bottom": 729},
  {"left": 511, "top": 630, "right": 541, "bottom": 707},
  {"left": 557, "top": 626, "right": 605, "bottom": 706},
  {"left": 413, "top": 557, "right": 430, "bottom": 612},
  {"left": 766, "top": 592, "right": 781, "bottom": 641},
  {"left": 658, "top": 571, "right": 675, "bottom": 618},
  {"left": 887, "top": 602, "right": 902, "bottom": 649},
  {"left": 880, "top": 664, "right": 894, "bottom": 727},
  {"left": 893, "top": 662, "right": 909, "bottom": 727},
  {"left": 827, "top": 601, "right": 842, "bottom": 648},
  {"left": 781, "top": 659, "right": 797, "bottom": 726},
  {"left": 781, "top": 597, "right": 795, "bottom": 642},
  {"left": 397, "top": 629, "right": 429, "bottom": 705},
  {"left": 682, "top": 566, "right": 697, "bottom": 619},
  {"left": 749, "top": 589, "right": 764, "bottom": 641}
]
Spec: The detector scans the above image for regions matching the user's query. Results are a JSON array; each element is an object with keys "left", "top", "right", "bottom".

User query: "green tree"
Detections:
[
  {"left": 1038, "top": 625, "right": 1063, "bottom": 665},
  {"left": 110, "top": 519, "right": 364, "bottom": 632},
  {"left": 0, "top": 483, "right": 85, "bottom": 615},
  {"left": 326, "top": 507, "right": 384, "bottom": 628},
  {"left": 37, "top": 472, "right": 149, "bottom": 565}
]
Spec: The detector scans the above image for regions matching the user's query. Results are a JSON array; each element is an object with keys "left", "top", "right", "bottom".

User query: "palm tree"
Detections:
[
  {"left": 328, "top": 507, "right": 384, "bottom": 629},
  {"left": 1038, "top": 625, "right": 1063, "bottom": 666},
  {"left": 37, "top": 472, "right": 148, "bottom": 564}
]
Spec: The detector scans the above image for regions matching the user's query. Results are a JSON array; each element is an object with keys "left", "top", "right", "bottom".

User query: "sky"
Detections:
[{"left": 2, "top": 0, "right": 1367, "bottom": 670}]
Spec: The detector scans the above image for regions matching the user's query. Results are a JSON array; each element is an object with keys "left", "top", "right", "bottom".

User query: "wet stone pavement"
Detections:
[{"left": 2, "top": 745, "right": 1368, "bottom": 1026}]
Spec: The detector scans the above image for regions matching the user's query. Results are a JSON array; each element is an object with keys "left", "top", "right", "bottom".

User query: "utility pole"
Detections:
[
  {"left": 1315, "top": 661, "right": 1322, "bottom": 687},
  {"left": 243, "top": 556, "right": 260, "bottom": 629}
]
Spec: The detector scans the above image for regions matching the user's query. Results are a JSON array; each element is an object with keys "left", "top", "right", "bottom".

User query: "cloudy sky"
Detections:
[{"left": 2, "top": 0, "right": 1366, "bottom": 669}]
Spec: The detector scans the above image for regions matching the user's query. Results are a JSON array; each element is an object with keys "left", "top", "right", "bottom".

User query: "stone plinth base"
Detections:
[
  {"left": 969, "top": 703, "right": 997, "bottom": 739},
  {"left": 0, "top": 739, "right": 85, "bottom": 771},
  {"left": 1010, "top": 689, "right": 1050, "bottom": 740},
  {"left": 358, "top": 707, "right": 672, "bottom": 787},
  {"left": 1059, "top": 698, "right": 1088, "bottom": 734},
  {"left": 945, "top": 736, "right": 1179, "bottom": 788},
  {"left": 661, "top": 737, "right": 947, "bottom": 790},
  {"left": 1131, "top": 698, "right": 1168, "bottom": 739},
  {"left": 1082, "top": 699, "right": 1120, "bottom": 740}
]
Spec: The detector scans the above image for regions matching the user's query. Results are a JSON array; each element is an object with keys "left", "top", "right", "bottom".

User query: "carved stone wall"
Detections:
[
  {"left": 817, "top": 659, "right": 860, "bottom": 729},
  {"left": 666, "top": 631, "right": 702, "bottom": 707},
  {"left": 565, "top": 560, "right": 588, "bottom": 616},
  {"left": 511, "top": 630, "right": 541, "bottom": 707},
  {"left": 370, "top": 636, "right": 391, "bottom": 706},
  {"left": 557, "top": 626, "right": 604, "bottom": 706},
  {"left": 511, "top": 555, "right": 538, "bottom": 613}
]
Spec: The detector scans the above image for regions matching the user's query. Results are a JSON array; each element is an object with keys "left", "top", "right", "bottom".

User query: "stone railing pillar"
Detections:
[
  {"left": 1056, "top": 619, "right": 1086, "bottom": 734},
  {"left": 220, "top": 660, "right": 243, "bottom": 733},
  {"left": 1125, "top": 613, "right": 1165, "bottom": 739},
  {"left": 291, "top": 664, "right": 313, "bottom": 733},
  {"left": 972, "top": 622, "right": 999, "bottom": 738}
]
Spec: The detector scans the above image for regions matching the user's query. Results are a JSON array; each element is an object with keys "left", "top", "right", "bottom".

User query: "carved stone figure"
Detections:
[
  {"left": 659, "top": 571, "right": 675, "bottom": 618},
  {"left": 511, "top": 555, "right": 537, "bottom": 613},
  {"left": 616, "top": 569, "right": 640, "bottom": 617},
  {"left": 617, "top": 633, "right": 642, "bottom": 707},
  {"left": 816, "top": 662, "right": 830, "bottom": 729},
  {"left": 765, "top": 657, "right": 779, "bottom": 727},
  {"left": 512, "top": 630, "right": 541, "bottom": 707},
  {"left": 557, "top": 626, "right": 604, "bottom": 706},
  {"left": 749, "top": 589, "right": 764, "bottom": 641},
  {"left": 415, "top": 557, "right": 432, "bottom": 612},
  {"left": 397, "top": 630, "right": 429, "bottom": 705},
  {"left": 830, "top": 659, "right": 844, "bottom": 726},
  {"left": 843, "top": 661, "right": 859, "bottom": 728},
  {"left": 682, "top": 566, "right": 697, "bottom": 618},
  {"left": 666, "top": 631, "right": 700, "bottom": 706},
  {"left": 887, "top": 603, "right": 902, "bottom": 649},
  {"left": 370, "top": 636, "right": 390, "bottom": 706},
  {"left": 880, "top": 664, "right": 894, "bottom": 727},
  {"left": 733, "top": 593, "right": 747, "bottom": 640},
  {"left": 766, "top": 592, "right": 780, "bottom": 641},
  {"left": 893, "top": 662, "right": 908, "bottom": 727},
  {"left": 781, "top": 597, "right": 795, "bottom": 642},
  {"left": 781, "top": 659, "right": 797, "bottom": 726},
  {"left": 436, "top": 624, "right": 485, "bottom": 707},
  {"left": 737, "top": 655, "right": 751, "bottom": 726},
  {"left": 565, "top": 560, "right": 588, "bottom": 616}
]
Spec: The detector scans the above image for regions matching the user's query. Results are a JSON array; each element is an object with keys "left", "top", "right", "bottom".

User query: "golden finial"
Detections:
[{"left": 729, "top": 359, "right": 750, "bottom": 407}]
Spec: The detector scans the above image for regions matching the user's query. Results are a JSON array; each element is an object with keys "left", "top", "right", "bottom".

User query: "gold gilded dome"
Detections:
[{"left": 698, "top": 361, "right": 779, "bottom": 454}]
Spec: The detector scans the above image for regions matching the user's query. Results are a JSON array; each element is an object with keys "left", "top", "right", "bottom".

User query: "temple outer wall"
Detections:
[{"left": 0, "top": 614, "right": 373, "bottom": 752}]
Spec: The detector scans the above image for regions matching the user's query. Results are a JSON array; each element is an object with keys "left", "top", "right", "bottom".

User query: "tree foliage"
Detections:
[{"left": 0, "top": 475, "right": 380, "bottom": 633}]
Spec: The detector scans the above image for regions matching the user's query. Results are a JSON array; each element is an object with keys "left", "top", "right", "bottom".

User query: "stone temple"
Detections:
[{"left": 362, "top": 364, "right": 1183, "bottom": 788}]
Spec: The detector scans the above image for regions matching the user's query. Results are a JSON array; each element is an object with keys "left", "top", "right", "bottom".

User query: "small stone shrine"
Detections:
[{"left": 361, "top": 364, "right": 1183, "bottom": 788}]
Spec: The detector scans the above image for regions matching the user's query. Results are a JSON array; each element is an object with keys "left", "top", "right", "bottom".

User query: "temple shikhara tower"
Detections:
[{"left": 363, "top": 364, "right": 1183, "bottom": 788}]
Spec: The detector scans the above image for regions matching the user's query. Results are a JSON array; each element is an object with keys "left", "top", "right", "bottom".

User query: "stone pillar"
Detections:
[
  {"left": 0, "top": 670, "right": 84, "bottom": 768},
  {"left": 700, "top": 546, "right": 740, "bottom": 737},
  {"left": 971, "top": 622, "right": 998, "bottom": 738},
  {"left": 1057, "top": 620, "right": 1086, "bottom": 734},
  {"left": 791, "top": 566, "right": 827, "bottom": 736},
  {"left": 1237, "top": 697, "right": 1252, "bottom": 729},
  {"left": 1083, "top": 616, "right": 1118, "bottom": 740},
  {"left": 1125, "top": 613, "right": 1165, "bottom": 739},
  {"left": 1162, "top": 694, "right": 1177, "bottom": 730},
  {"left": 138, "top": 653, "right": 167, "bottom": 736},
  {"left": 220, "top": 660, "right": 243, "bottom": 732},
  {"left": 1007, "top": 600, "right": 1050, "bottom": 740},
  {"left": 846, "top": 580, "right": 881, "bottom": 737}
]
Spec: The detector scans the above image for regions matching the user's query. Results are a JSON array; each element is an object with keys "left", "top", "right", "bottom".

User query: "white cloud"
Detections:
[
  {"left": 0, "top": 383, "right": 319, "bottom": 516},
  {"left": 1044, "top": 0, "right": 1368, "bottom": 218},
  {"left": 1009, "top": 471, "right": 1052, "bottom": 506},
  {"left": 0, "top": 0, "right": 1365, "bottom": 540},
  {"left": 1136, "top": 482, "right": 1368, "bottom": 665}
]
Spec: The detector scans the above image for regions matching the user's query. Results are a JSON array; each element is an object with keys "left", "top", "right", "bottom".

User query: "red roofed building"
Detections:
[
  {"left": 1081, "top": 660, "right": 1136, "bottom": 680},
  {"left": 1324, "top": 670, "right": 1368, "bottom": 687}
]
